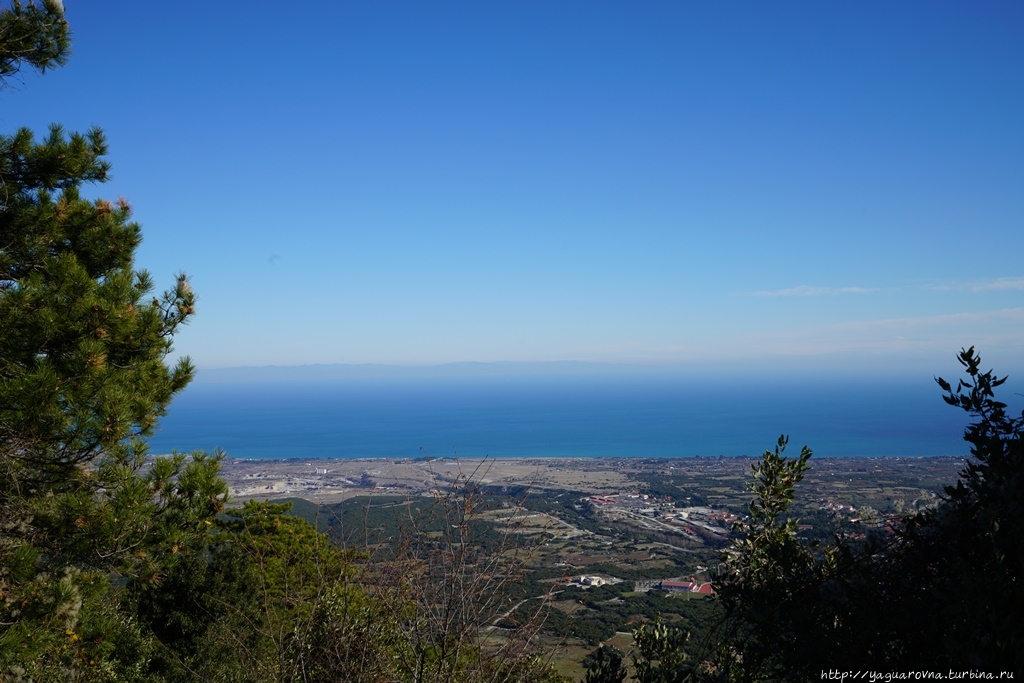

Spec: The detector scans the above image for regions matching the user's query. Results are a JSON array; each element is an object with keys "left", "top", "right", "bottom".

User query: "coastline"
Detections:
[{"left": 201, "top": 454, "right": 968, "bottom": 507}]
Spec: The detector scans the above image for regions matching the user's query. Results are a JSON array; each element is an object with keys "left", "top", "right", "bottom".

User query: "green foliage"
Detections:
[
  {"left": 631, "top": 621, "right": 692, "bottom": 683},
  {"left": 5, "top": 568, "right": 159, "bottom": 683},
  {"left": 582, "top": 645, "right": 626, "bottom": 683},
  {"left": 708, "top": 437, "right": 822, "bottom": 677},
  {"left": 138, "top": 538, "right": 263, "bottom": 682},
  {"left": 664, "top": 349, "right": 1024, "bottom": 680},
  {"left": 908, "top": 347, "right": 1024, "bottom": 667},
  {"left": 292, "top": 580, "right": 404, "bottom": 683},
  {"left": 584, "top": 618, "right": 710, "bottom": 683},
  {"left": 0, "top": 0, "right": 69, "bottom": 88},
  {"left": 220, "top": 500, "right": 351, "bottom": 600},
  {"left": 0, "top": 123, "right": 204, "bottom": 611},
  {"left": 137, "top": 500, "right": 401, "bottom": 682},
  {"left": 1, "top": 124, "right": 195, "bottom": 483},
  {"left": 0, "top": 16, "right": 227, "bottom": 678}
]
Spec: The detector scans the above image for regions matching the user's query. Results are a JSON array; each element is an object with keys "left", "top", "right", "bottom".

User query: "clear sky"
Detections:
[{"left": 6, "top": 1, "right": 1024, "bottom": 376}]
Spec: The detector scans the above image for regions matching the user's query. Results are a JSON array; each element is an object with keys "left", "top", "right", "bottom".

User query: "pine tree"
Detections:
[
  {"left": 0, "top": 131, "right": 222, "bottom": 673},
  {"left": 0, "top": 4, "right": 229, "bottom": 677},
  {"left": 0, "top": 123, "right": 197, "bottom": 489},
  {"left": 0, "top": 0, "right": 69, "bottom": 88}
]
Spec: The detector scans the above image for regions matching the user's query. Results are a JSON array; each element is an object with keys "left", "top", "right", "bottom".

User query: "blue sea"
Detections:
[{"left": 147, "top": 372, "right": 984, "bottom": 460}]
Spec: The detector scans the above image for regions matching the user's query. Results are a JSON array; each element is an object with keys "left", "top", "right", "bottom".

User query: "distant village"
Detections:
[{"left": 584, "top": 493, "right": 736, "bottom": 537}]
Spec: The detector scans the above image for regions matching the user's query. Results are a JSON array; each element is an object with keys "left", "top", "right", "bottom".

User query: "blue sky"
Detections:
[{"left": 7, "top": 1, "right": 1024, "bottom": 376}]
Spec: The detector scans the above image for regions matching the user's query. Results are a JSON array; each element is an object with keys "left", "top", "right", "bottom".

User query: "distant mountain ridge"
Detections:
[{"left": 191, "top": 361, "right": 687, "bottom": 384}]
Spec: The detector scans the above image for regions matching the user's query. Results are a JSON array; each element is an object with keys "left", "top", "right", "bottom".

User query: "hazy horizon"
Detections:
[{"left": 188, "top": 352, "right": 1024, "bottom": 386}]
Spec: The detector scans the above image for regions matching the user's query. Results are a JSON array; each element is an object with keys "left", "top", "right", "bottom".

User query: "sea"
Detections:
[{"left": 146, "top": 371, "right": 985, "bottom": 460}]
